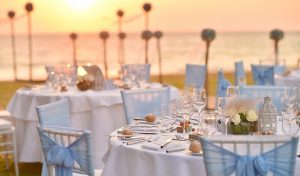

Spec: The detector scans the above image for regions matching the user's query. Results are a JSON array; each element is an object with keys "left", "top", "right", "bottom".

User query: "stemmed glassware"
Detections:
[
  {"left": 176, "top": 94, "right": 193, "bottom": 138},
  {"left": 137, "top": 68, "right": 147, "bottom": 89},
  {"left": 217, "top": 97, "right": 232, "bottom": 135},
  {"left": 226, "top": 86, "right": 240, "bottom": 97},
  {"left": 192, "top": 88, "right": 207, "bottom": 133},
  {"left": 282, "top": 87, "right": 299, "bottom": 114},
  {"left": 160, "top": 103, "right": 176, "bottom": 135},
  {"left": 282, "top": 87, "right": 299, "bottom": 135}
]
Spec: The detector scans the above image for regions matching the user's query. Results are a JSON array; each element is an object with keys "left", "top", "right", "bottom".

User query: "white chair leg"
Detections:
[
  {"left": 3, "top": 134, "right": 10, "bottom": 170},
  {"left": 12, "top": 128, "right": 19, "bottom": 176}
]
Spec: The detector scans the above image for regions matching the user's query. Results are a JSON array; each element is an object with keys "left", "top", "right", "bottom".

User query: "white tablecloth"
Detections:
[
  {"left": 102, "top": 124, "right": 300, "bottom": 176},
  {"left": 6, "top": 85, "right": 179, "bottom": 168}
]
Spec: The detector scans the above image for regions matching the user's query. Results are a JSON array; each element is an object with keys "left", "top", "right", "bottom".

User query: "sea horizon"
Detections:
[{"left": 1, "top": 31, "right": 300, "bottom": 81}]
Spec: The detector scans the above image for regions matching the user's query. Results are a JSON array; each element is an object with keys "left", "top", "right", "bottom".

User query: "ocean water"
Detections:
[{"left": 0, "top": 32, "right": 300, "bottom": 81}]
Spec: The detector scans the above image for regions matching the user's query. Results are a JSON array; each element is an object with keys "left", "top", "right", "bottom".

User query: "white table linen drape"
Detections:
[{"left": 7, "top": 85, "right": 179, "bottom": 169}]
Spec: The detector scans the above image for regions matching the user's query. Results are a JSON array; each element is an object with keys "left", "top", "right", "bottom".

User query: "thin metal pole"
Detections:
[
  {"left": 145, "top": 13, "right": 149, "bottom": 30},
  {"left": 204, "top": 41, "right": 210, "bottom": 105},
  {"left": 274, "top": 41, "right": 278, "bottom": 65},
  {"left": 157, "top": 38, "right": 162, "bottom": 83},
  {"left": 27, "top": 12, "right": 33, "bottom": 81},
  {"left": 145, "top": 40, "right": 149, "bottom": 64},
  {"left": 9, "top": 15, "right": 17, "bottom": 81},
  {"left": 103, "top": 39, "right": 108, "bottom": 79},
  {"left": 72, "top": 40, "right": 77, "bottom": 66}
]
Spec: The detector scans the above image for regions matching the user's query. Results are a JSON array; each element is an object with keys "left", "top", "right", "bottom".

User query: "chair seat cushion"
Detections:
[
  {"left": 73, "top": 169, "right": 103, "bottom": 176},
  {"left": 0, "top": 119, "right": 12, "bottom": 130}
]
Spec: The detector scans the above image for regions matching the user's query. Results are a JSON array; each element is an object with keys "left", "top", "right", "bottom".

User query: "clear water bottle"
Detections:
[{"left": 258, "top": 97, "right": 278, "bottom": 134}]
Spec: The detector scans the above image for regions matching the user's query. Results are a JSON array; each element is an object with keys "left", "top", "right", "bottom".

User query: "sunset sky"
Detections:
[{"left": 0, "top": 0, "right": 300, "bottom": 35}]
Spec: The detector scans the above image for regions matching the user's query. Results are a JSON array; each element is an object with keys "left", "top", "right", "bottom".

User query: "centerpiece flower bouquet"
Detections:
[{"left": 224, "top": 98, "right": 259, "bottom": 135}]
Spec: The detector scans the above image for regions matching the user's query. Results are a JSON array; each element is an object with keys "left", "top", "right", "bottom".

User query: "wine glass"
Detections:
[
  {"left": 192, "top": 88, "right": 207, "bottom": 133},
  {"left": 176, "top": 95, "right": 193, "bottom": 138},
  {"left": 217, "top": 97, "right": 232, "bottom": 135},
  {"left": 129, "top": 65, "right": 138, "bottom": 88},
  {"left": 282, "top": 112, "right": 299, "bottom": 136},
  {"left": 202, "top": 111, "right": 217, "bottom": 135},
  {"left": 137, "top": 68, "right": 147, "bottom": 89},
  {"left": 282, "top": 87, "right": 299, "bottom": 114},
  {"left": 226, "top": 86, "right": 240, "bottom": 97},
  {"left": 160, "top": 103, "right": 175, "bottom": 135}
]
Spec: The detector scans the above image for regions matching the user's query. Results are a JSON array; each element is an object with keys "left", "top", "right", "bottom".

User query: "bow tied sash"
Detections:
[
  {"left": 200, "top": 137, "right": 298, "bottom": 176},
  {"left": 47, "top": 145, "right": 75, "bottom": 176},
  {"left": 237, "top": 156, "right": 268, "bottom": 176},
  {"left": 253, "top": 67, "right": 274, "bottom": 85},
  {"left": 38, "top": 128, "right": 91, "bottom": 176}
]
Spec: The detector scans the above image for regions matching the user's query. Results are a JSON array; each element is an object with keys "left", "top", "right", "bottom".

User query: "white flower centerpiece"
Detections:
[{"left": 224, "top": 98, "right": 259, "bottom": 135}]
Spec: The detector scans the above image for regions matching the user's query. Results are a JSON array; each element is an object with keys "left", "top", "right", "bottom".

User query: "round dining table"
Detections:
[
  {"left": 6, "top": 84, "right": 179, "bottom": 169},
  {"left": 102, "top": 122, "right": 300, "bottom": 176}
]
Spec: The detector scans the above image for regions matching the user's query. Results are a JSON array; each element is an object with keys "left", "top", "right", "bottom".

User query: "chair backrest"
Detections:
[
  {"left": 120, "top": 87, "right": 170, "bottom": 124},
  {"left": 215, "top": 69, "right": 231, "bottom": 109},
  {"left": 122, "top": 64, "right": 151, "bottom": 82},
  {"left": 37, "top": 125, "right": 94, "bottom": 176},
  {"left": 273, "top": 65, "right": 286, "bottom": 75},
  {"left": 251, "top": 64, "right": 275, "bottom": 85},
  {"left": 185, "top": 64, "right": 207, "bottom": 89},
  {"left": 239, "top": 85, "right": 286, "bottom": 112},
  {"left": 199, "top": 135, "right": 299, "bottom": 176},
  {"left": 36, "top": 99, "right": 71, "bottom": 127},
  {"left": 259, "top": 59, "right": 286, "bottom": 66},
  {"left": 234, "top": 61, "right": 246, "bottom": 86}
]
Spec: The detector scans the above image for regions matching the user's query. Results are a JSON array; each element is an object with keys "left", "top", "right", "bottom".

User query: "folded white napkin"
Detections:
[
  {"left": 141, "top": 143, "right": 161, "bottom": 151},
  {"left": 131, "top": 127, "right": 159, "bottom": 134}
]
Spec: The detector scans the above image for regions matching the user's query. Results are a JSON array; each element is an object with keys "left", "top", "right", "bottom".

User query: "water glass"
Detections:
[
  {"left": 282, "top": 112, "right": 299, "bottom": 136},
  {"left": 202, "top": 111, "right": 217, "bottom": 135},
  {"left": 176, "top": 95, "right": 192, "bottom": 137},
  {"left": 192, "top": 88, "right": 207, "bottom": 132},
  {"left": 137, "top": 70, "right": 147, "bottom": 88},
  {"left": 160, "top": 103, "right": 175, "bottom": 135},
  {"left": 226, "top": 86, "right": 240, "bottom": 97}
]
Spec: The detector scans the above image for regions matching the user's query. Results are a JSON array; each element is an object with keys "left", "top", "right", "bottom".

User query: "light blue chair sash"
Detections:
[
  {"left": 251, "top": 65, "right": 275, "bottom": 85},
  {"left": 274, "top": 65, "right": 286, "bottom": 75},
  {"left": 200, "top": 137, "right": 298, "bottom": 176},
  {"left": 185, "top": 64, "right": 207, "bottom": 88},
  {"left": 38, "top": 127, "right": 94, "bottom": 176},
  {"left": 234, "top": 61, "right": 246, "bottom": 86},
  {"left": 239, "top": 85, "right": 286, "bottom": 112},
  {"left": 36, "top": 99, "right": 71, "bottom": 176},
  {"left": 215, "top": 69, "right": 231, "bottom": 109},
  {"left": 216, "top": 69, "right": 231, "bottom": 98},
  {"left": 121, "top": 87, "right": 170, "bottom": 124},
  {"left": 36, "top": 99, "right": 71, "bottom": 127}
]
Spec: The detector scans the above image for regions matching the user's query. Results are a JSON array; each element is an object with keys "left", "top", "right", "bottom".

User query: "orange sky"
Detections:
[{"left": 1, "top": 0, "right": 300, "bottom": 35}]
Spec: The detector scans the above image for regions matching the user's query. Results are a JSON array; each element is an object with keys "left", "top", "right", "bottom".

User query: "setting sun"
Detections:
[{"left": 67, "top": 0, "right": 96, "bottom": 10}]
